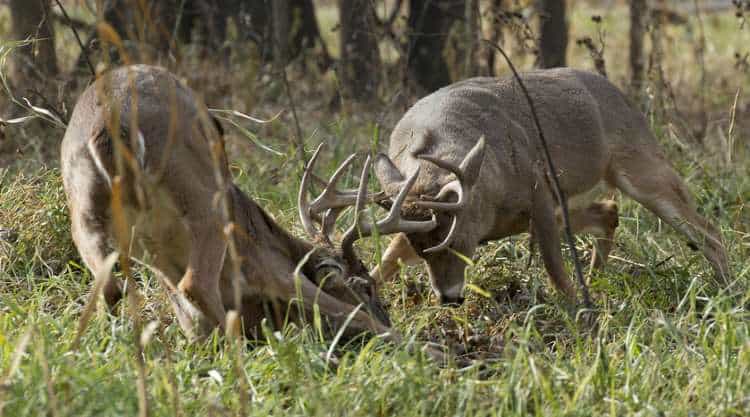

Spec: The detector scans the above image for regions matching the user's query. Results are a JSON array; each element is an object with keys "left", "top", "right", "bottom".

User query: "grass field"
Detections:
[{"left": 2, "top": 2, "right": 750, "bottom": 417}]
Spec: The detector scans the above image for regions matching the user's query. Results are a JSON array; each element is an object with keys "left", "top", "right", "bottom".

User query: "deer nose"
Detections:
[{"left": 439, "top": 294, "right": 465, "bottom": 306}]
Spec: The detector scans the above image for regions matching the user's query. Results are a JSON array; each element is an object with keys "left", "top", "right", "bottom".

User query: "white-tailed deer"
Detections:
[
  {"left": 60, "top": 65, "right": 438, "bottom": 345},
  {"left": 371, "top": 68, "right": 730, "bottom": 305}
]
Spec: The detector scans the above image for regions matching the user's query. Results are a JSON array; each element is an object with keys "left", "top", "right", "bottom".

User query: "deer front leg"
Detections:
[
  {"left": 532, "top": 185, "right": 578, "bottom": 304},
  {"left": 176, "top": 221, "right": 228, "bottom": 332},
  {"left": 370, "top": 233, "right": 422, "bottom": 282},
  {"left": 149, "top": 259, "right": 215, "bottom": 340}
]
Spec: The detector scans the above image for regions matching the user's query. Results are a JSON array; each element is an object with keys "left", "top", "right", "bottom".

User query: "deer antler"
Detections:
[
  {"left": 298, "top": 143, "right": 384, "bottom": 242},
  {"left": 342, "top": 156, "right": 438, "bottom": 261},
  {"left": 409, "top": 137, "right": 486, "bottom": 252}
]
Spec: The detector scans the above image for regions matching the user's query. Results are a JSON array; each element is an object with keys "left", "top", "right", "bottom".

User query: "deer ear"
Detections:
[
  {"left": 374, "top": 153, "right": 405, "bottom": 195},
  {"left": 458, "top": 136, "right": 485, "bottom": 188}
]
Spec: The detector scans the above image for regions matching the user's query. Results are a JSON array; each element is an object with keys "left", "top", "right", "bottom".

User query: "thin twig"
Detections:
[
  {"left": 53, "top": 0, "right": 95, "bottom": 77},
  {"left": 726, "top": 88, "right": 741, "bottom": 165},
  {"left": 482, "top": 39, "right": 593, "bottom": 310},
  {"left": 280, "top": 67, "right": 306, "bottom": 166},
  {"left": 693, "top": 0, "right": 708, "bottom": 142}
]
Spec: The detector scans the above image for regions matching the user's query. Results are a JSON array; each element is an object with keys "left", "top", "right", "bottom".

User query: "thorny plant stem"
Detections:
[{"left": 482, "top": 39, "right": 594, "bottom": 311}]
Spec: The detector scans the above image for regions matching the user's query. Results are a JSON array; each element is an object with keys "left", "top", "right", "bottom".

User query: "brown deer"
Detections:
[
  {"left": 371, "top": 68, "right": 730, "bottom": 305},
  {"left": 60, "top": 65, "right": 438, "bottom": 346}
]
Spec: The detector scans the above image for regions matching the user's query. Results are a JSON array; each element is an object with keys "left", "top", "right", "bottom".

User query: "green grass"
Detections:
[{"left": 1, "top": 123, "right": 748, "bottom": 416}]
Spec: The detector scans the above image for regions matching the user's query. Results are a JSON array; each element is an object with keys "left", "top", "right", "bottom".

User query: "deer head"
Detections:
[{"left": 297, "top": 143, "right": 439, "bottom": 326}]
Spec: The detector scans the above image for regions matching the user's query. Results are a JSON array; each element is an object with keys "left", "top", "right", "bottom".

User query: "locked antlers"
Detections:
[
  {"left": 372, "top": 137, "right": 486, "bottom": 253},
  {"left": 340, "top": 156, "right": 437, "bottom": 262},
  {"left": 299, "top": 138, "right": 484, "bottom": 256},
  {"left": 298, "top": 144, "right": 436, "bottom": 259},
  {"left": 298, "top": 143, "right": 362, "bottom": 243}
]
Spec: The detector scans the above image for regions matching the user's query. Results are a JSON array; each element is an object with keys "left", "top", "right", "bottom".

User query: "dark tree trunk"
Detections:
[
  {"left": 536, "top": 0, "right": 568, "bottom": 68},
  {"left": 338, "top": 0, "right": 381, "bottom": 101},
  {"left": 271, "top": 0, "right": 330, "bottom": 69},
  {"left": 272, "top": 0, "right": 291, "bottom": 69},
  {"left": 629, "top": 0, "right": 647, "bottom": 99},
  {"left": 484, "top": 0, "right": 504, "bottom": 76},
  {"left": 464, "top": 0, "right": 480, "bottom": 77},
  {"left": 407, "top": 0, "right": 465, "bottom": 92},
  {"left": 176, "top": 0, "right": 230, "bottom": 50},
  {"left": 7, "top": 0, "right": 59, "bottom": 101}
]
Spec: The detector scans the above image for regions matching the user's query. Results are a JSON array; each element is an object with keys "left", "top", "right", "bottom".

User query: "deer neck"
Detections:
[{"left": 228, "top": 184, "right": 314, "bottom": 266}]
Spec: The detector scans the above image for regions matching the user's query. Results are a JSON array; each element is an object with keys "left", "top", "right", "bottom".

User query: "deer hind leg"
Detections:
[
  {"left": 370, "top": 233, "right": 422, "bottom": 282},
  {"left": 176, "top": 221, "right": 229, "bottom": 332},
  {"left": 564, "top": 200, "right": 619, "bottom": 272},
  {"left": 611, "top": 155, "right": 730, "bottom": 284}
]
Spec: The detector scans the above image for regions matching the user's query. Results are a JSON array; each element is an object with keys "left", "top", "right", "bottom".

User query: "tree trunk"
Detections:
[
  {"left": 464, "top": 0, "right": 480, "bottom": 77},
  {"left": 271, "top": 0, "right": 330, "bottom": 69},
  {"left": 536, "top": 0, "right": 568, "bottom": 68},
  {"left": 7, "top": 0, "right": 59, "bottom": 104},
  {"left": 407, "top": 0, "right": 465, "bottom": 92},
  {"left": 338, "top": 0, "right": 381, "bottom": 101},
  {"left": 484, "top": 0, "right": 504, "bottom": 76},
  {"left": 629, "top": 0, "right": 647, "bottom": 99},
  {"left": 272, "top": 0, "right": 291, "bottom": 69}
]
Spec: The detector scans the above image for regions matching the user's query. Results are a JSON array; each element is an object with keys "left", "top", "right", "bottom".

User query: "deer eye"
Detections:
[{"left": 313, "top": 258, "right": 346, "bottom": 287}]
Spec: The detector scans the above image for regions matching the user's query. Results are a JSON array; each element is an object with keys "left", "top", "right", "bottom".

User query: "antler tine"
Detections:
[
  {"left": 300, "top": 143, "right": 384, "bottom": 242},
  {"left": 298, "top": 142, "right": 325, "bottom": 239},
  {"left": 423, "top": 215, "right": 458, "bottom": 253},
  {"left": 354, "top": 155, "right": 372, "bottom": 223},
  {"left": 343, "top": 165, "right": 438, "bottom": 260},
  {"left": 320, "top": 208, "right": 341, "bottom": 238},
  {"left": 415, "top": 155, "right": 464, "bottom": 182},
  {"left": 308, "top": 153, "right": 359, "bottom": 212},
  {"left": 417, "top": 180, "right": 464, "bottom": 211},
  {"left": 403, "top": 137, "right": 484, "bottom": 252},
  {"left": 311, "top": 173, "right": 359, "bottom": 196}
]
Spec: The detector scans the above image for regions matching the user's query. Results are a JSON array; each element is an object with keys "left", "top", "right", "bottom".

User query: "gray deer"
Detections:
[{"left": 371, "top": 68, "right": 730, "bottom": 305}]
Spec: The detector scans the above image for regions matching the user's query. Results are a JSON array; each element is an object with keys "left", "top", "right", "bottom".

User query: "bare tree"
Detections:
[
  {"left": 464, "top": 0, "right": 480, "bottom": 76},
  {"left": 629, "top": 0, "right": 647, "bottom": 100},
  {"left": 338, "top": 0, "right": 381, "bottom": 101},
  {"left": 6, "top": 0, "right": 59, "bottom": 112},
  {"left": 536, "top": 0, "right": 568, "bottom": 68},
  {"left": 484, "top": 0, "right": 504, "bottom": 76},
  {"left": 271, "top": 0, "right": 331, "bottom": 69},
  {"left": 272, "top": 0, "right": 291, "bottom": 69},
  {"left": 407, "top": 0, "right": 465, "bottom": 92}
]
